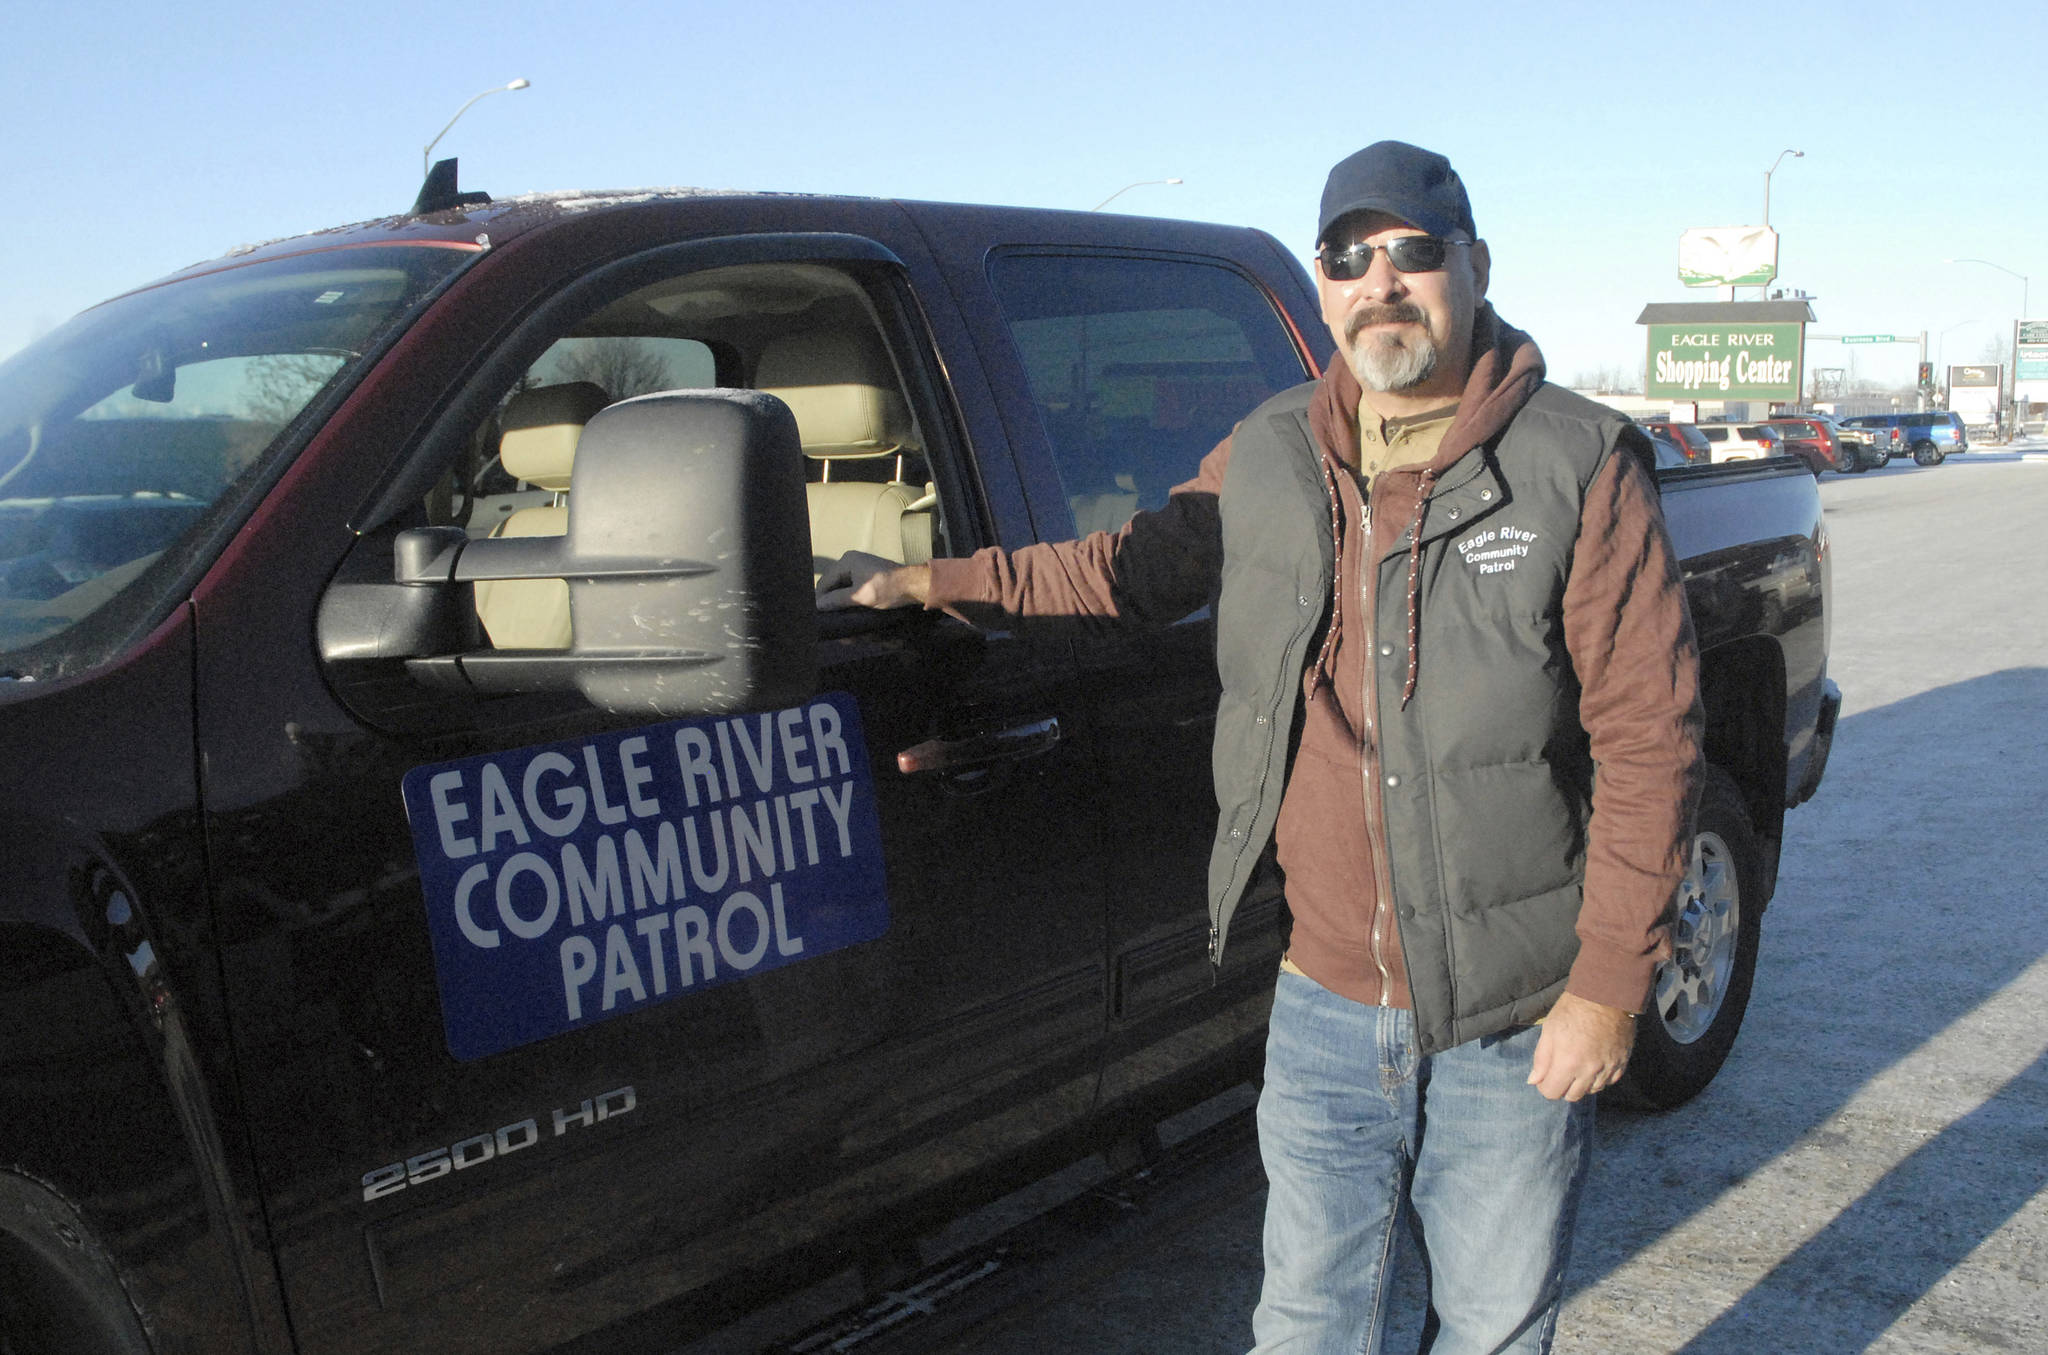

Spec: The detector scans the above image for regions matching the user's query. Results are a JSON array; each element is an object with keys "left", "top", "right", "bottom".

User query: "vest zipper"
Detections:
[{"left": 1357, "top": 497, "right": 1396, "bottom": 1007}]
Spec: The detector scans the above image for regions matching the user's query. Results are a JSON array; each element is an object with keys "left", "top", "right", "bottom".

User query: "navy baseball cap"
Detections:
[{"left": 1317, "top": 141, "right": 1476, "bottom": 246}]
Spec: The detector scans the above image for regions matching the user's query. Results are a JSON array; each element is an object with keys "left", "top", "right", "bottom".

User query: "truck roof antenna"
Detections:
[{"left": 411, "top": 158, "right": 492, "bottom": 217}]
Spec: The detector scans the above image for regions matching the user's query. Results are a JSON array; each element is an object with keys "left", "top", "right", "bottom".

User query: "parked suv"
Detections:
[
  {"left": 1841, "top": 411, "right": 1965, "bottom": 465},
  {"left": 1696, "top": 422, "right": 1785, "bottom": 463},
  {"left": 1767, "top": 414, "right": 1871, "bottom": 475},
  {"left": 1637, "top": 419, "right": 1712, "bottom": 463}
]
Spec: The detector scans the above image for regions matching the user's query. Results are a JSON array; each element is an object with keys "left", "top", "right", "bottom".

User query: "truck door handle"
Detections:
[{"left": 896, "top": 718, "right": 1061, "bottom": 775}]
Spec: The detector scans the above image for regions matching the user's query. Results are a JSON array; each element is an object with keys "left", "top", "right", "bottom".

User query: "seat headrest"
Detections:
[
  {"left": 499, "top": 382, "right": 609, "bottom": 491},
  {"left": 756, "top": 331, "right": 920, "bottom": 460}
]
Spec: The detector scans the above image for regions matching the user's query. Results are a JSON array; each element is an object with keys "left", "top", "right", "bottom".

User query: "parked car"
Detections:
[
  {"left": 1767, "top": 414, "right": 1876, "bottom": 475},
  {"left": 1639, "top": 426, "right": 1694, "bottom": 470},
  {"left": 1696, "top": 422, "right": 1786, "bottom": 462},
  {"left": 0, "top": 165, "right": 1839, "bottom": 1355},
  {"left": 1841, "top": 411, "right": 1965, "bottom": 465},
  {"left": 1638, "top": 419, "right": 1713, "bottom": 464}
]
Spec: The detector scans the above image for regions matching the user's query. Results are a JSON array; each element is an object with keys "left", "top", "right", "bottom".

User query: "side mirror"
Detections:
[{"left": 329, "top": 390, "right": 816, "bottom": 716}]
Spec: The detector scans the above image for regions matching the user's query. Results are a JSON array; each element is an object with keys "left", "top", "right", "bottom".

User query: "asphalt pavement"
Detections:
[{"left": 890, "top": 444, "right": 2048, "bottom": 1355}]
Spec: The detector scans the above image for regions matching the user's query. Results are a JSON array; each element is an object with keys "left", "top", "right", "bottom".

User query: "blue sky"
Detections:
[{"left": 5, "top": 0, "right": 2041, "bottom": 389}]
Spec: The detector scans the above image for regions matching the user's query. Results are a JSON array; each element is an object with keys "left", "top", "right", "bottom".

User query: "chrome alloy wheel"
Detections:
[{"left": 1655, "top": 831, "right": 1741, "bottom": 1045}]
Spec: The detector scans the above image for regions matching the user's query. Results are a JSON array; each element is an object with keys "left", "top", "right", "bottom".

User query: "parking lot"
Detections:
[{"left": 876, "top": 445, "right": 2048, "bottom": 1355}]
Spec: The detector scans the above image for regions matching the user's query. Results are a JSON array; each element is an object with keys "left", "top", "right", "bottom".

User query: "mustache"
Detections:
[{"left": 1346, "top": 303, "right": 1428, "bottom": 342}]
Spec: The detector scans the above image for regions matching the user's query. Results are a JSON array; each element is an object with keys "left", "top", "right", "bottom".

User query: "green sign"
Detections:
[
  {"left": 1645, "top": 322, "right": 1805, "bottom": 401},
  {"left": 2018, "top": 320, "right": 2048, "bottom": 344},
  {"left": 2018, "top": 344, "right": 2048, "bottom": 383},
  {"left": 1840, "top": 334, "right": 1895, "bottom": 344}
]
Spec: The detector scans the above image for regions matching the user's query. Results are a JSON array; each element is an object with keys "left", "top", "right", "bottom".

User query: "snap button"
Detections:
[
  {"left": 1256, "top": 714, "right": 1268, "bottom": 725},
  {"left": 1379, "top": 643, "right": 1394, "bottom": 657},
  {"left": 1447, "top": 508, "right": 1461, "bottom": 520},
  {"left": 1298, "top": 595, "right": 1310, "bottom": 607},
  {"left": 1480, "top": 489, "right": 1494, "bottom": 501},
  {"left": 1385, "top": 774, "right": 1400, "bottom": 788}
]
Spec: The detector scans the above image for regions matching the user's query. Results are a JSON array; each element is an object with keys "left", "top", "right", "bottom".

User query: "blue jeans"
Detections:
[{"left": 1251, "top": 970, "right": 1594, "bottom": 1355}]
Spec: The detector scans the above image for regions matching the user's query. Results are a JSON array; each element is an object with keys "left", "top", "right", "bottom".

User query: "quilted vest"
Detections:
[{"left": 1206, "top": 380, "right": 1627, "bottom": 1053}]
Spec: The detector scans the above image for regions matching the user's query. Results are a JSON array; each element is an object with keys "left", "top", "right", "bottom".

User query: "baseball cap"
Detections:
[{"left": 1317, "top": 141, "right": 1476, "bottom": 246}]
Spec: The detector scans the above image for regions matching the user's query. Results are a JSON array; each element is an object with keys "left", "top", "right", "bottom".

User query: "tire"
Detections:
[
  {"left": 1841, "top": 448, "right": 1868, "bottom": 473},
  {"left": 0, "top": 1174, "right": 152, "bottom": 1355},
  {"left": 1614, "top": 766, "right": 1762, "bottom": 1110},
  {"left": 1913, "top": 441, "right": 1942, "bottom": 467}
]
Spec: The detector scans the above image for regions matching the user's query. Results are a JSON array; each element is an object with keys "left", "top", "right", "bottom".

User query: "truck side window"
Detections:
[
  {"left": 989, "top": 254, "right": 1310, "bottom": 535},
  {"left": 434, "top": 260, "right": 952, "bottom": 651}
]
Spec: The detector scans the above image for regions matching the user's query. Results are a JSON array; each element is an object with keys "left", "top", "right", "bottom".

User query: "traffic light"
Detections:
[{"left": 1918, "top": 361, "right": 1934, "bottom": 387}]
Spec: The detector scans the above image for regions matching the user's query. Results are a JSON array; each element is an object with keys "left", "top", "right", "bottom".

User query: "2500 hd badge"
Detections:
[{"left": 400, "top": 693, "right": 891, "bottom": 1060}]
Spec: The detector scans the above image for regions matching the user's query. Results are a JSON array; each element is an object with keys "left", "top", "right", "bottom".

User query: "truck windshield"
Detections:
[{"left": 0, "top": 244, "right": 474, "bottom": 680}]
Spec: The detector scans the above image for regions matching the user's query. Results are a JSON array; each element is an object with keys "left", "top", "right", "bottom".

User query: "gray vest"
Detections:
[{"left": 1206, "top": 380, "right": 1627, "bottom": 1053}]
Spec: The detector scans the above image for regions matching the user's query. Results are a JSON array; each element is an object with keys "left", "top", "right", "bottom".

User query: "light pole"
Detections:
[
  {"left": 1946, "top": 257, "right": 2030, "bottom": 323},
  {"left": 1937, "top": 319, "right": 1984, "bottom": 376},
  {"left": 424, "top": 79, "right": 531, "bottom": 179},
  {"left": 1946, "top": 257, "right": 2030, "bottom": 431},
  {"left": 1762, "top": 148, "right": 1803, "bottom": 228},
  {"left": 1091, "top": 178, "right": 1183, "bottom": 212}
]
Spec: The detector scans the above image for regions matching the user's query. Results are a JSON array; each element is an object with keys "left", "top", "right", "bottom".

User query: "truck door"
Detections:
[
  {"left": 192, "top": 214, "right": 1110, "bottom": 1354},
  {"left": 923, "top": 218, "right": 1328, "bottom": 1120}
]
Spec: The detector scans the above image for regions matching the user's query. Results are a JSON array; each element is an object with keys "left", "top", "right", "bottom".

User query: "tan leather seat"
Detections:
[
  {"left": 474, "top": 382, "right": 608, "bottom": 649},
  {"left": 756, "top": 332, "right": 933, "bottom": 575}
]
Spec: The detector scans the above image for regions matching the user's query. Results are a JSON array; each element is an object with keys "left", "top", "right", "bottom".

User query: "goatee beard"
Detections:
[{"left": 1346, "top": 307, "right": 1440, "bottom": 393}]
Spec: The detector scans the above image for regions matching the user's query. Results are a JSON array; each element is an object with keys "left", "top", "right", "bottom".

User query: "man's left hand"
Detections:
[{"left": 1528, "top": 992, "right": 1637, "bottom": 1101}]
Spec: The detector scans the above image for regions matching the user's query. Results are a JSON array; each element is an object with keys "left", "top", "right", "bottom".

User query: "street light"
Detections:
[
  {"left": 1946, "top": 258, "right": 2031, "bottom": 432},
  {"left": 423, "top": 79, "right": 531, "bottom": 179},
  {"left": 1946, "top": 257, "right": 2030, "bottom": 323},
  {"left": 1937, "top": 319, "right": 1985, "bottom": 378},
  {"left": 1091, "top": 178, "right": 1183, "bottom": 212},
  {"left": 1762, "top": 148, "right": 1803, "bottom": 228}
]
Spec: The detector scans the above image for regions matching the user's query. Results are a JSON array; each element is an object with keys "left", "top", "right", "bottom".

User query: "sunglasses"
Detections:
[{"left": 1317, "top": 234, "right": 1471, "bottom": 282}]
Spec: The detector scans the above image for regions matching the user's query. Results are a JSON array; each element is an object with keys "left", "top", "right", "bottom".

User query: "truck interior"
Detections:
[{"left": 448, "top": 261, "right": 946, "bottom": 652}]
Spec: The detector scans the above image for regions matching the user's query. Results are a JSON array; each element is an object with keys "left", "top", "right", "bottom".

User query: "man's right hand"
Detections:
[{"left": 816, "top": 552, "right": 930, "bottom": 611}]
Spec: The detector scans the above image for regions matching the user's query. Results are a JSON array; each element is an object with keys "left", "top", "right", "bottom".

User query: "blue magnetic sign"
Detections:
[{"left": 401, "top": 692, "right": 890, "bottom": 1060}]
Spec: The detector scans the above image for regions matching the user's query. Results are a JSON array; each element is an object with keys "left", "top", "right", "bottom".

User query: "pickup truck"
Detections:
[{"left": 0, "top": 165, "right": 1839, "bottom": 1355}]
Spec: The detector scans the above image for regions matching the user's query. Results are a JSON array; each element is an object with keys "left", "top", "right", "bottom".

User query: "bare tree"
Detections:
[
  {"left": 241, "top": 354, "right": 343, "bottom": 425},
  {"left": 553, "top": 339, "right": 677, "bottom": 401},
  {"left": 1569, "top": 364, "right": 1642, "bottom": 395}
]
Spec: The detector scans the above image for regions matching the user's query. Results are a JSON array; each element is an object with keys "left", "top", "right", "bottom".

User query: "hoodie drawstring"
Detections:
[
  {"left": 1399, "top": 467, "right": 1434, "bottom": 709},
  {"left": 1308, "top": 459, "right": 1345, "bottom": 694}
]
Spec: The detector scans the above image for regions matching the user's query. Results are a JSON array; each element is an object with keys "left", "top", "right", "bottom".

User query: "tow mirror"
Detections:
[{"left": 329, "top": 389, "right": 815, "bottom": 716}]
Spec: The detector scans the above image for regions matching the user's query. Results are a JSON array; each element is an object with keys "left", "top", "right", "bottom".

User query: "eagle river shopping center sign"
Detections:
[{"left": 1645, "top": 322, "right": 1805, "bottom": 402}]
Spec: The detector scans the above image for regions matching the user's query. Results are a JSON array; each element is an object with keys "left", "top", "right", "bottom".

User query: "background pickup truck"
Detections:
[{"left": 0, "top": 165, "right": 1837, "bottom": 1355}]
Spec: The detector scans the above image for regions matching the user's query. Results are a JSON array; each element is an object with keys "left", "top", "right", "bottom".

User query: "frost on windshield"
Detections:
[{"left": 0, "top": 246, "right": 468, "bottom": 678}]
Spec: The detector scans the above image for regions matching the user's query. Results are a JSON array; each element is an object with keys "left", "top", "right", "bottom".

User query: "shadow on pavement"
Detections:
[
  {"left": 1564, "top": 667, "right": 2048, "bottom": 1338},
  {"left": 1668, "top": 1044, "right": 2048, "bottom": 1353}
]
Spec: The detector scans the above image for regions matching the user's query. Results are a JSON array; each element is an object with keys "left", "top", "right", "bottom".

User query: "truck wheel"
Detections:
[
  {"left": 1912, "top": 442, "right": 1943, "bottom": 466},
  {"left": 1614, "top": 767, "right": 1762, "bottom": 1110},
  {"left": 1870, "top": 446, "right": 1892, "bottom": 469},
  {"left": 1841, "top": 449, "right": 1868, "bottom": 473},
  {"left": 0, "top": 1174, "right": 152, "bottom": 1355}
]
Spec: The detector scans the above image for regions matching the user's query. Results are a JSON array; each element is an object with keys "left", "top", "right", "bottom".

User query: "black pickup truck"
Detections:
[{"left": 0, "top": 168, "right": 1838, "bottom": 1355}]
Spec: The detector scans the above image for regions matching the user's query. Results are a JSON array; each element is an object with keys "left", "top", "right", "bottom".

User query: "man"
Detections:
[{"left": 820, "top": 142, "right": 1702, "bottom": 1354}]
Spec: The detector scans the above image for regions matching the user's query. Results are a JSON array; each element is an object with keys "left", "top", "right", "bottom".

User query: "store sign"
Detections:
[
  {"left": 1949, "top": 365, "right": 2000, "bottom": 387},
  {"left": 1678, "top": 227, "right": 1779, "bottom": 288},
  {"left": 1645, "top": 322, "right": 1805, "bottom": 401}
]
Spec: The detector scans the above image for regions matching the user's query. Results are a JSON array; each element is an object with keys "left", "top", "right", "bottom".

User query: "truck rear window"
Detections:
[{"left": 0, "top": 245, "right": 473, "bottom": 679}]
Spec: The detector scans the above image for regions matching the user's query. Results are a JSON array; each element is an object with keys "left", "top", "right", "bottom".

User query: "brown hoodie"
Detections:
[{"left": 927, "top": 307, "right": 1695, "bottom": 1015}]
